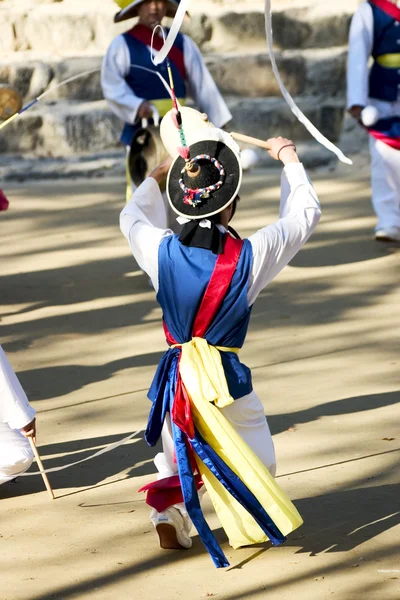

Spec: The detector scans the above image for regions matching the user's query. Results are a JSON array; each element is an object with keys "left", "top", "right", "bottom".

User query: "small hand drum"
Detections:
[
  {"left": 0, "top": 85, "right": 23, "bottom": 121},
  {"left": 129, "top": 125, "right": 169, "bottom": 189}
]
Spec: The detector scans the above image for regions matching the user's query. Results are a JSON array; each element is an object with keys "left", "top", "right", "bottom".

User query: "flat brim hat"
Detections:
[
  {"left": 114, "top": 0, "right": 179, "bottom": 22},
  {"left": 166, "top": 139, "right": 242, "bottom": 220}
]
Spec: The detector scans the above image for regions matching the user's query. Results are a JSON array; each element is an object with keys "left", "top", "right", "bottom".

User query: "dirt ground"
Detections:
[{"left": 0, "top": 167, "right": 399, "bottom": 600}]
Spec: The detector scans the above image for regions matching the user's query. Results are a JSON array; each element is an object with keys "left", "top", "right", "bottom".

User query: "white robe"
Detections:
[
  {"left": 120, "top": 163, "right": 321, "bottom": 512},
  {"left": 347, "top": 2, "right": 400, "bottom": 233},
  {"left": 0, "top": 346, "right": 35, "bottom": 484},
  {"left": 101, "top": 32, "right": 232, "bottom": 129}
]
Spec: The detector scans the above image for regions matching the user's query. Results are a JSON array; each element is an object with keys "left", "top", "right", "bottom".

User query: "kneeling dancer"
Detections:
[{"left": 120, "top": 114, "right": 321, "bottom": 567}]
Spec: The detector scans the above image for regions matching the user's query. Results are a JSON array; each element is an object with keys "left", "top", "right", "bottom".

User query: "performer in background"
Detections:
[
  {"left": 347, "top": 0, "right": 400, "bottom": 243},
  {"left": 0, "top": 345, "right": 36, "bottom": 485},
  {"left": 119, "top": 107, "right": 321, "bottom": 567},
  {"left": 102, "top": 0, "right": 232, "bottom": 211}
]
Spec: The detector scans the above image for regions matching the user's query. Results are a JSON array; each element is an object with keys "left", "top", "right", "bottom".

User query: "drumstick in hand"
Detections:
[
  {"left": 230, "top": 132, "right": 272, "bottom": 150},
  {"left": 28, "top": 436, "right": 55, "bottom": 500}
]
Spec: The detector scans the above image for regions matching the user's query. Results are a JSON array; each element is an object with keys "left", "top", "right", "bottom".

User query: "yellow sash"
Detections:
[
  {"left": 152, "top": 98, "right": 185, "bottom": 117},
  {"left": 177, "top": 337, "right": 303, "bottom": 549},
  {"left": 376, "top": 54, "right": 400, "bottom": 68}
]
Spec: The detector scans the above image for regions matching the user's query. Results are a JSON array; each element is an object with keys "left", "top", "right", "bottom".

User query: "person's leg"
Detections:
[
  {"left": 146, "top": 416, "right": 193, "bottom": 549},
  {"left": 370, "top": 137, "right": 400, "bottom": 238},
  {"left": 220, "top": 391, "right": 277, "bottom": 477}
]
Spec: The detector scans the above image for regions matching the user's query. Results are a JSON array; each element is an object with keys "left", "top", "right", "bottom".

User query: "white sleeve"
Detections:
[
  {"left": 101, "top": 35, "right": 144, "bottom": 125},
  {"left": 0, "top": 346, "right": 36, "bottom": 430},
  {"left": 247, "top": 163, "right": 321, "bottom": 306},
  {"left": 347, "top": 3, "right": 374, "bottom": 109},
  {"left": 183, "top": 35, "right": 232, "bottom": 128},
  {"left": 120, "top": 178, "right": 173, "bottom": 291}
]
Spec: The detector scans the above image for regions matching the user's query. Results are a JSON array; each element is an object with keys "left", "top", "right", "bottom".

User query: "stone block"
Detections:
[
  {"left": 0, "top": 115, "right": 44, "bottom": 153},
  {"left": 50, "top": 57, "right": 103, "bottom": 101},
  {"left": 0, "top": 101, "right": 121, "bottom": 156},
  {"left": 63, "top": 104, "right": 121, "bottom": 153},
  {"left": 272, "top": 11, "right": 351, "bottom": 50},
  {"left": 227, "top": 96, "right": 345, "bottom": 143},
  {"left": 0, "top": 12, "right": 16, "bottom": 53},
  {"left": 24, "top": 11, "right": 95, "bottom": 53},
  {"left": 0, "top": 62, "right": 54, "bottom": 101},
  {"left": 303, "top": 48, "right": 347, "bottom": 97},
  {"left": 207, "top": 9, "right": 352, "bottom": 52},
  {"left": 206, "top": 52, "right": 306, "bottom": 97}
]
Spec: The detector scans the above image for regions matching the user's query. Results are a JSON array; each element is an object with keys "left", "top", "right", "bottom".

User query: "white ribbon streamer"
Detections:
[
  {"left": 264, "top": 0, "right": 352, "bottom": 165},
  {"left": 152, "top": 0, "right": 191, "bottom": 66},
  {"left": 18, "top": 428, "right": 143, "bottom": 476}
]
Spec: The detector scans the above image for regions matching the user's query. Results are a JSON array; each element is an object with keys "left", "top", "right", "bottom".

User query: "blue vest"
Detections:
[
  {"left": 121, "top": 30, "right": 187, "bottom": 146},
  {"left": 369, "top": 2, "right": 400, "bottom": 102},
  {"left": 152, "top": 234, "right": 253, "bottom": 399}
]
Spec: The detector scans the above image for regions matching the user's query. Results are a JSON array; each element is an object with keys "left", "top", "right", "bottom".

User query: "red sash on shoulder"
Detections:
[
  {"left": 128, "top": 24, "right": 186, "bottom": 80},
  {"left": 369, "top": 0, "right": 400, "bottom": 21}
]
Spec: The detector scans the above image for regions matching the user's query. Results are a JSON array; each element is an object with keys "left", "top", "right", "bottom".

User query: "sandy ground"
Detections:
[{"left": 0, "top": 168, "right": 399, "bottom": 600}]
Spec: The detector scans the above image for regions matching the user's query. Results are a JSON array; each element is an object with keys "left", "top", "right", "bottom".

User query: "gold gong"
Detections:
[
  {"left": 129, "top": 125, "right": 169, "bottom": 188},
  {"left": 0, "top": 85, "right": 23, "bottom": 121}
]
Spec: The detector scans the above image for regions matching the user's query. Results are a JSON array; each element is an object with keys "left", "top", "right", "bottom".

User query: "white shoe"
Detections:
[
  {"left": 151, "top": 507, "right": 192, "bottom": 550},
  {"left": 375, "top": 228, "right": 400, "bottom": 242}
]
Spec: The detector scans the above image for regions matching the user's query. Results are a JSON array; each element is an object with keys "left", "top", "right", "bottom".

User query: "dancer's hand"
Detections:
[
  {"left": 266, "top": 137, "right": 300, "bottom": 164},
  {"left": 138, "top": 100, "right": 154, "bottom": 119},
  {"left": 21, "top": 418, "right": 36, "bottom": 440},
  {"left": 348, "top": 105, "right": 364, "bottom": 121},
  {"left": 150, "top": 156, "right": 174, "bottom": 185}
]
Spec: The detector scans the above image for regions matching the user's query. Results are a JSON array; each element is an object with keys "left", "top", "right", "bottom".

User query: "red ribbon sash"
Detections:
[
  {"left": 128, "top": 24, "right": 186, "bottom": 80},
  {"left": 168, "top": 234, "right": 244, "bottom": 439},
  {"left": 369, "top": 0, "right": 400, "bottom": 21},
  {"left": 369, "top": 129, "right": 400, "bottom": 149}
]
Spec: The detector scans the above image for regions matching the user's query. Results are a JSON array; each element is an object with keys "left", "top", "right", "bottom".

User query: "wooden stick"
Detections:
[
  {"left": 28, "top": 436, "right": 55, "bottom": 500},
  {"left": 230, "top": 131, "right": 271, "bottom": 151}
]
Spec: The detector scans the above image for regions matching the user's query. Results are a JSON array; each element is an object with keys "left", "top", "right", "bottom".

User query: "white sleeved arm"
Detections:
[
  {"left": 0, "top": 346, "right": 36, "bottom": 430},
  {"left": 120, "top": 178, "right": 173, "bottom": 290},
  {"left": 101, "top": 35, "right": 144, "bottom": 125},
  {"left": 183, "top": 35, "right": 232, "bottom": 128},
  {"left": 247, "top": 163, "right": 321, "bottom": 306},
  {"left": 347, "top": 2, "right": 374, "bottom": 109}
]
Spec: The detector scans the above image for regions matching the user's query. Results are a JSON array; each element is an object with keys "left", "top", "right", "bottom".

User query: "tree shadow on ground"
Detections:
[
  {"left": 0, "top": 431, "right": 157, "bottom": 499},
  {"left": 16, "top": 349, "right": 164, "bottom": 401},
  {"left": 267, "top": 390, "right": 399, "bottom": 436},
  {"left": 23, "top": 482, "right": 400, "bottom": 600}
]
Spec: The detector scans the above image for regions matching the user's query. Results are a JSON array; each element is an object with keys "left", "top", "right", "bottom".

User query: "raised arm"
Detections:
[
  {"left": 247, "top": 138, "right": 321, "bottom": 305},
  {"left": 183, "top": 35, "right": 232, "bottom": 129},
  {"left": 120, "top": 158, "right": 174, "bottom": 288},
  {"left": 347, "top": 2, "right": 374, "bottom": 118}
]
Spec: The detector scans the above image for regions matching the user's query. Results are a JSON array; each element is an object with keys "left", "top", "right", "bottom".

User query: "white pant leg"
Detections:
[
  {"left": 152, "top": 416, "right": 190, "bottom": 523},
  {"left": 0, "top": 422, "right": 34, "bottom": 484},
  {"left": 220, "top": 391, "right": 277, "bottom": 477},
  {"left": 369, "top": 137, "right": 400, "bottom": 231}
]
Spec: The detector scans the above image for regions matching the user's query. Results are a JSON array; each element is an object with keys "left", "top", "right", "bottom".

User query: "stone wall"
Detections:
[{"left": 0, "top": 0, "right": 363, "bottom": 160}]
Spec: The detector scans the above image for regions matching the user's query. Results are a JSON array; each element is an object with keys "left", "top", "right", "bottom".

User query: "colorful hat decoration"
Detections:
[{"left": 161, "top": 107, "right": 242, "bottom": 220}]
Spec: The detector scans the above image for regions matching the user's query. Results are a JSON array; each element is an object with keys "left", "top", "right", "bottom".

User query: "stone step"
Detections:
[
  {"left": 0, "top": 96, "right": 345, "bottom": 156},
  {"left": 0, "top": 1, "right": 355, "bottom": 57},
  {"left": 0, "top": 47, "right": 347, "bottom": 104}
]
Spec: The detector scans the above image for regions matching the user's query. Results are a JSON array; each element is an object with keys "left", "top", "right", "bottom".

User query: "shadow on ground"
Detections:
[{"left": 21, "top": 482, "right": 400, "bottom": 600}]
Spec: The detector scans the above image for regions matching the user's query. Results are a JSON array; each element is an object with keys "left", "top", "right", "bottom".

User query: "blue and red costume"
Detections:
[{"left": 139, "top": 232, "right": 302, "bottom": 567}]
